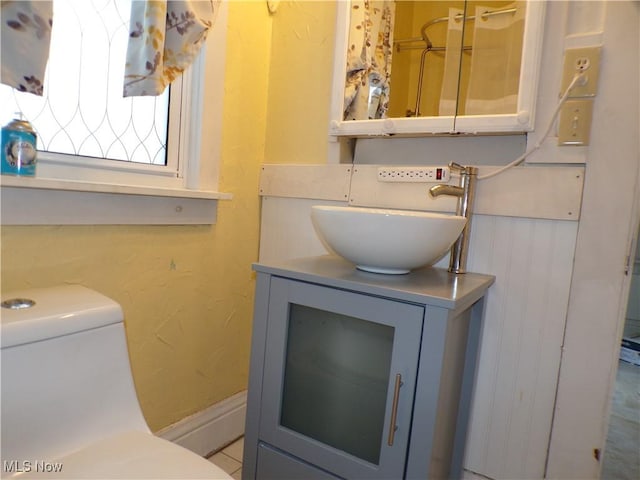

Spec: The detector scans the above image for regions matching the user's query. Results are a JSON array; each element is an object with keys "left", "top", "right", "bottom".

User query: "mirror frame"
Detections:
[{"left": 328, "top": 1, "right": 547, "bottom": 137}]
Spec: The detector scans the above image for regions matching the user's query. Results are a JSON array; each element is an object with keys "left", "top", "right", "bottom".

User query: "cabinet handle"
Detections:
[{"left": 387, "top": 373, "right": 403, "bottom": 446}]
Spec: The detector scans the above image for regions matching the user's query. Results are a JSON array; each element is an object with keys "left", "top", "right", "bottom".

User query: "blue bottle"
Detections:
[{"left": 1, "top": 115, "right": 37, "bottom": 176}]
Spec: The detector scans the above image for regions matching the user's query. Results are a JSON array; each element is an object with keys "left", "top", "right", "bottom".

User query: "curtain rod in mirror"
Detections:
[{"left": 395, "top": 6, "right": 518, "bottom": 52}]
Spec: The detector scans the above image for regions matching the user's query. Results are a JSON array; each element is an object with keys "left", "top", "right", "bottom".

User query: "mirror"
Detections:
[{"left": 329, "top": 0, "right": 546, "bottom": 136}]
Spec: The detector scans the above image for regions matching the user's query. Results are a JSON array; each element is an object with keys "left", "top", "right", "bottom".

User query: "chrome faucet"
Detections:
[{"left": 429, "top": 162, "right": 478, "bottom": 274}]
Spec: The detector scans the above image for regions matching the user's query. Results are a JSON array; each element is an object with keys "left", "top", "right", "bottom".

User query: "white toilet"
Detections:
[{"left": 1, "top": 285, "right": 232, "bottom": 479}]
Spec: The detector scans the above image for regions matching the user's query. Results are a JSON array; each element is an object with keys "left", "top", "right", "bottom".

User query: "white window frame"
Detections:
[
  {"left": 0, "top": 2, "right": 230, "bottom": 225},
  {"left": 31, "top": 74, "right": 183, "bottom": 188}
]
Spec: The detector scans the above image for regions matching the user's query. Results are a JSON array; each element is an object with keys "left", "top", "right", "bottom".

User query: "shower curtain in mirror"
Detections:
[
  {"left": 0, "top": 1, "right": 53, "bottom": 95},
  {"left": 465, "top": 2, "right": 524, "bottom": 115},
  {"left": 124, "top": 0, "right": 220, "bottom": 96},
  {"left": 344, "top": 0, "right": 396, "bottom": 121},
  {"left": 438, "top": 7, "right": 464, "bottom": 116}
]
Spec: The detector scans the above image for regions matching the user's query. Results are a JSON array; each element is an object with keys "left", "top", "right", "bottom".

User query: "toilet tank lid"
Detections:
[{"left": 1, "top": 285, "right": 123, "bottom": 349}]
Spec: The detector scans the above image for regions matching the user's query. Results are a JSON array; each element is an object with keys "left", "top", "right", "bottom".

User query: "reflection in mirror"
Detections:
[
  {"left": 459, "top": 1, "right": 525, "bottom": 116},
  {"left": 343, "top": 1, "right": 396, "bottom": 121},
  {"left": 344, "top": 1, "right": 527, "bottom": 121},
  {"left": 390, "top": 1, "right": 466, "bottom": 118}
]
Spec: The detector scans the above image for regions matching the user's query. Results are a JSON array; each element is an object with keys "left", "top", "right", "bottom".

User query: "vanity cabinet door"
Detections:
[{"left": 259, "top": 277, "right": 423, "bottom": 479}]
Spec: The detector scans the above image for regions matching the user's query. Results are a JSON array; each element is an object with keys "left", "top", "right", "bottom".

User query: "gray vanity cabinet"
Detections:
[{"left": 243, "top": 256, "right": 494, "bottom": 480}]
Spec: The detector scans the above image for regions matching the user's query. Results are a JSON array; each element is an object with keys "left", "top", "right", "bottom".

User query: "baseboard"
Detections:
[{"left": 157, "top": 390, "right": 247, "bottom": 457}]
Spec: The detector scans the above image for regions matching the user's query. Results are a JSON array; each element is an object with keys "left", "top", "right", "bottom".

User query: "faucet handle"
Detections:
[
  {"left": 449, "top": 162, "right": 466, "bottom": 173},
  {"left": 448, "top": 162, "right": 478, "bottom": 176}
]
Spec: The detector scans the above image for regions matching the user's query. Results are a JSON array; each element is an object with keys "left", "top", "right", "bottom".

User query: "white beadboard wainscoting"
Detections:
[
  {"left": 258, "top": 164, "right": 583, "bottom": 479},
  {"left": 463, "top": 216, "right": 577, "bottom": 479}
]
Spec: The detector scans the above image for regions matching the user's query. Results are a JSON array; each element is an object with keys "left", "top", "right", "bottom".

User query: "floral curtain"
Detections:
[
  {"left": 123, "top": 0, "right": 220, "bottom": 97},
  {"left": 343, "top": 0, "right": 395, "bottom": 121},
  {"left": 0, "top": 1, "right": 53, "bottom": 95},
  {"left": 0, "top": 1, "right": 219, "bottom": 98}
]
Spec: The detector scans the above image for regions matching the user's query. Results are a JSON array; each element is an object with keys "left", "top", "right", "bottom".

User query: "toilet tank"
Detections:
[{"left": 1, "top": 285, "right": 149, "bottom": 464}]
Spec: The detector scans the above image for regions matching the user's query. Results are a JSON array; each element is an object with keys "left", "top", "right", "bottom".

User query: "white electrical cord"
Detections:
[{"left": 477, "top": 71, "right": 587, "bottom": 180}]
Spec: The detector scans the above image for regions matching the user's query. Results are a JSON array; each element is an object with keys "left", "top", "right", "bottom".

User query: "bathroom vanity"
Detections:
[{"left": 243, "top": 255, "right": 494, "bottom": 480}]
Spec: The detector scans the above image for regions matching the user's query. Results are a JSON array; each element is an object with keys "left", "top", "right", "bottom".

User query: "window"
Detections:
[
  {"left": 1, "top": 1, "right": 229, "bottom": 224},
  {"left": 0, "top": 0, "right": 174, "bottom": 167},
  {"left": 0, "top": 0, "right": 192, "bottom": 187}
]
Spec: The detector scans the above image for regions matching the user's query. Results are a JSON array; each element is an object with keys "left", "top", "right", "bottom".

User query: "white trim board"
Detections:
[
  {"left": 350, "top": 165, "right": 584, "bottom": 221},
  {"left": 0, "top": 176, "right": 231, "bottom": 200},
  {"left": 259, "top": 164, "right": 584, "bottom": 221},
  {"left": 157, "top": 391, "right": 246, "bottom": 457},
  {"left": 259, "top": 164, "right": 352, "bottom": 201},
  {"left": 0, "top": 187, "right": 226, "bottom": 225}
]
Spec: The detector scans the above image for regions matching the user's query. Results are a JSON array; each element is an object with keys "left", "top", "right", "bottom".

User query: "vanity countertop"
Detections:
[{"left": 253, "top": 255, "right": 494, "bottom": 311}]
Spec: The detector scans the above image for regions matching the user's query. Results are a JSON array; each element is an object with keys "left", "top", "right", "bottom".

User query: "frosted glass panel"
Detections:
[{"left": 281, "top": 304, "right": 394, "bottom": 465}]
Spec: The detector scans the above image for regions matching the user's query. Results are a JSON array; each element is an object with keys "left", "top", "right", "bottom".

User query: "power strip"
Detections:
[{"left": 377, "top": 166, "right": 451, "bottom": 183}]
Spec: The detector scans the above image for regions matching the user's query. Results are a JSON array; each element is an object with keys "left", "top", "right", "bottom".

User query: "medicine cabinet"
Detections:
[{"left": 329, "top": 0, "right": 546, "bottom": 137}]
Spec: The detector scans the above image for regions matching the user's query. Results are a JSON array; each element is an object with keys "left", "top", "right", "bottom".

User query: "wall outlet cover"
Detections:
[{"left": 560, "top": 46, "right": 602, "bottom": 98}]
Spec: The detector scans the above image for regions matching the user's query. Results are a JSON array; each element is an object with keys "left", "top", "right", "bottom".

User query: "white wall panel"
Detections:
[
  {"left": 259, "top": 164, "right": 584, "bottom": 221},
  {"left": 349, "top": 165, "right": 584, "bottom": 221},
  {"left": 464, "top": 216, "right": 578, "bottom": 479},
  {"left": 259, "top": 165, "right": 351, "bottom": 201},
  {"left": 258, "top": 197, "right": 347, "bottom": 263}
]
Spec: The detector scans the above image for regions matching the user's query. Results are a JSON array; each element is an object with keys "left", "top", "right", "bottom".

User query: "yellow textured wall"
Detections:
[
  {"left": 264, "top": 1, "right": 337, "bottom": 164},
  {"left": 0, "top": 1, "right": 272, "bottom": 432}
]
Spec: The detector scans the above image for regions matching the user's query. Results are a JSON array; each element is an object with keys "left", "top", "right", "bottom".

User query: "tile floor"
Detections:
[
  {"left": 601, "top": 360, "right": 640, "bottom": 480},
  {"left": 208, "top": 437, "right": 244, "bottom": 479}
]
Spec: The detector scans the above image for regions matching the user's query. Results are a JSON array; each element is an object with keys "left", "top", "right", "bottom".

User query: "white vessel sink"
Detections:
[{"left": 311, "top": 206, "right": 467, "bottom": 275}]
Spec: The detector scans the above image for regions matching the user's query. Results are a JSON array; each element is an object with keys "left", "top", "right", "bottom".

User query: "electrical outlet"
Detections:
[
  {"left": 377, "top": 166, "right": 451, "bottom": 183},
  {"left": 558, "top": 99, "right": 594, "bottom": 146},
  {"left": 560, "top": 46, "right": 602, "bottom": 97}
]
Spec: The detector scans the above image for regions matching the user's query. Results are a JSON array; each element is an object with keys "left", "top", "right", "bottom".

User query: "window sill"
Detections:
[{"left": 1, "top": 176, "right": 232, "bottom": 225}]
